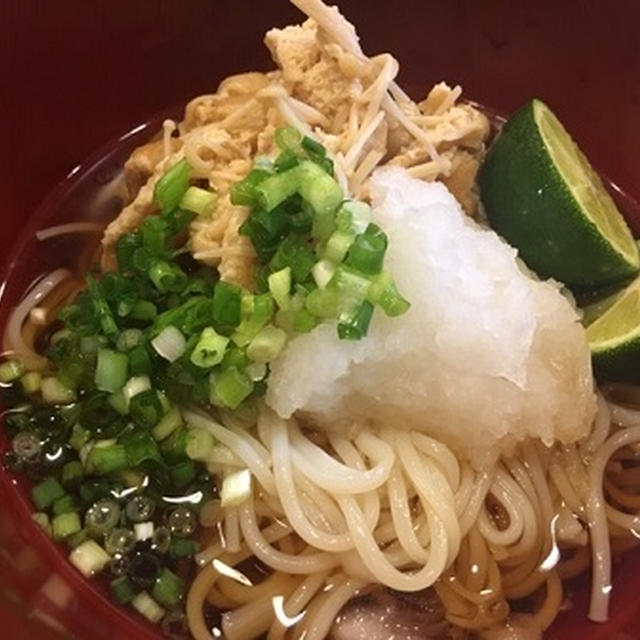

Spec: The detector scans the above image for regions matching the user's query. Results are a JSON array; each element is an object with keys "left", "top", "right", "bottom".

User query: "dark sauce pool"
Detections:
[{"left": 2, "top": 104, "right": 640, "bottom": 640}]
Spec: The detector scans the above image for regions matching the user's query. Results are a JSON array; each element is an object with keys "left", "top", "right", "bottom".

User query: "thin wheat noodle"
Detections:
[
  {"left": 35, "top": 222, "right": 104, "bottom": 241},
  {"left": 183, "top": 409, "right": 276, "bottom": 494},
  {"left": 239, "top": 497, "right": 339, "bottom": 574},
  {"left": 297, "top": 575, "right": 364, "bottom": 640},
  {"left": 587, "top": 426, "right": 640, "bottom": 621},
  {"left": 287, "top": 420, "right": 394, "bottom": 494},
  {"left": 266, "top": 571, "right": 328, "bottom": 640},
  {"left": 3, "top": 268, "right": 71, "bottom": 370},
  {"left": 269, "top": 416, "right": 354, "bottom": 551}
]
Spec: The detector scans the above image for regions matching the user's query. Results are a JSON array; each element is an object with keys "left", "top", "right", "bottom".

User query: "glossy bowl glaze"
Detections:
[{"left": 2, "top": 1, "right": 640, "bottom": 638}]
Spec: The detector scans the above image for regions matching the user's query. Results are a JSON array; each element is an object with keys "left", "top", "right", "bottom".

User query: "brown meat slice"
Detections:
[
  {"left": 124, "top": 137, "right": 182, "bottom": 195},
  {"left": 330, "top": 587, "right": 455, "bottom": 640},
  {"left": 100, "top": 172, "right": 159, "bottom": 272},
  {"left": 441, "top": 150, "right": 481, "bottom": 215}
]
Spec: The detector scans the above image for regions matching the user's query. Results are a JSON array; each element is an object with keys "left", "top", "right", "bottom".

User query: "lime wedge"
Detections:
[
  {"left": 586, "top": 277, "right": 640, "bottom": 382},
  {"left": 479, "top": 99, "right": 639, "bottom": 289}
]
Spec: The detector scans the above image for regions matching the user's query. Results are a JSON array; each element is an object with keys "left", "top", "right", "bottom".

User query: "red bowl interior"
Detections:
[{"left": 2, "top": 1, "right": 640, "bottom": 638}]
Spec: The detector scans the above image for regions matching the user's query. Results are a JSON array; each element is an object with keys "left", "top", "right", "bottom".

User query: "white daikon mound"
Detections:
[{"left": 266, "top": 168, "right": 596, "bottom": 464}]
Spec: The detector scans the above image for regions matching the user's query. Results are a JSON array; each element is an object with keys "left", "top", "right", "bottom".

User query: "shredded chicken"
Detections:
[{"left": 101, "top": 0, "right": 490, "bottom": 288}]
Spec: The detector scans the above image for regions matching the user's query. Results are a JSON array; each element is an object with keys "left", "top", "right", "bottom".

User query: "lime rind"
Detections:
[
  {"left": 586, "top": 281, "right": 640, "bottom": 351},
  {"left": 479, "top": 99, "right": 639, "bottom": 289},
  {"left": 534, "top": 101, "right": 639, "bottom": 270}
]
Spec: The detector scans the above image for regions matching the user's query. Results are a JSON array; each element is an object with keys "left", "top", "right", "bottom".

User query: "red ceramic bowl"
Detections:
[{"left": 2, "top": 1, "right": 640, "bottom": 638}]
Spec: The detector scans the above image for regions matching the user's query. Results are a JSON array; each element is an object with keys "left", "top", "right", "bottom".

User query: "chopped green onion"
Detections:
[
  {"left": 125, "top": 429, "right": 163, "bottom": 466},
  {"left": 78, "top": 477, "right": 112, "bottom": 505},
  {"left": 152, "top": 406, "right": 183, "bottom": 441},
  {"left": 239, "top": 206, "right": 290, "bottom": 262},
  {"left": 86, "top": 274, "right": 119, "bottom": 338},
  {"left": 323, "top": 229, "right": 355, "bottom": 263},
  {"left": 152, "top": 568, "right": 185, "bottom": 610},
  {"left": 141, "top": 216, "right": 167, "bottom": 256},
  {"left": 105, "top": 527, "right": 137, "bottom": 556},
  {"left": 231, "top": 293, "right": 275, "bottom": 347},
  {"left": 126, "top": 495, "right": 156, "bottom": 523},
  {"left": 86, "top": 442, "right": 128, "bottom": 475},
  {"left": 160, "top": 426, "right": 189, "bottom": 463},
  {"left": 338, "top": 300, "right": 375, "bottom": 340},
  {"left": 69, "top": 539, "right": 111, "bottom": 577},
  {"left": 332, "top": 265, "right": 371, "bottom": 315},
  {"left": 269, "top": 234, "right": 315, "bottom": 283},
  {"left": 69, "top": 424, "right": 90, "bottom": 452},
  {"left": 154, "top": 159, "right": 191, "bottom": 214},
  {"left": 190, "top": 327, "right": 229, "bottom": 368},
  {"left": 123, "top": 375, "right": 152, "bottom": 404},
  {"left": 151, "top": 326, "right": 186, "bottom": 363},
  {"left": 293, "top": 308, "right": 318, "bottom": 333},
  {"left": 116, "top": 232, "right": 140, "bottom": 273},
  {"left": 337, "top": 201, "right": 372, "bottom": 234},
  {"left": 246, "top": 325, "right": 287, "bottom": 363},
  {"left": 185, "top": 428, "right": 215, "bottom": 462},
  {"left": 111, "top": 575, "right": 136, "bottom": 604},
  {"left": 151, "top": 526, "right": 172, "bottom": 554},
  {"left": 134, "top": 521, "right": 155, "bottom": 542},
  {"left": 367, "top": 271, "right": 411, "bottom": 316},
  {"left": 116, "top": 328, "right": 142, "bottom": 352},
  {"left": 129, "top": 299, "right": 157, "bottom": 322},
  {"left": 212, "top": 281, "right": 243, "bottom": 334},
  {"left": 133, "top": 247, "right": 154, "bottom": 273},
  {"left": 301, "top": 135, "right": 326, "bottom": 158},
  {"left": 255, "top": 170, "right": 300, "bottom": 212},
  {"left": 211, "top": 367, "right": 254, "bottom": 409},
  {"left": 245, "top": 361, "right": 267, "bottom": 381},
  {"left": 52, "top": 493, "right": 78, "bottom": 516},
  {"left": 275, "top": 126, "right": 303, "bottom": 152},
  {"left": 32, "top": 476, "right": 65, "bottom": 511},
  {"left": 345, "top": 223, "right": 388, "bottom": 275},
  {"left": 32, "top": 512, "right": 52, "bottom": 537},
  {"left": 305, "top": 287, "right": 338, "bottom": 318},
  {"left": 268, "top": 267, "right": 292, "bottom": 310},
  {"left": 52, "top": 512, "right": 82, "bottom": 540},
  {"left": 169, "top": 460, "right": 196, "bottom": 487},
  {"left": 108, "top": 389, "right": 129, "bottom": 415},
  {"left": 67, "top": 528, "right": 89, "bottom": 549},
  {"left": 41, "top": 377, "right": 76, "bottom": 404},
  {"left": 169, "top": 537, "right": 200, "bottom": 559},
  {"left": 274, "top": 308, "right": 294, "bottom": 333},
  {"left": 85, "top": 497, "right": 121, "bottom": 536},
  {"left": 128, "top": 345, "right": 153, "bottom": 375},
  {"left": 180, "top": 186, "right": 218, "bottom": 216},
  {"left": 230, "top": 168, "right": 272, "bottom": 206},
  {"left": 274, "top": 148, "right": 300, "bottom": 173},
  {"left": 129, "top": 389, "right": 163, "bottom": 429},
  {"left": 62, "top": 460, "right": 85, "bottom": 488},
  {"left": 297, "top": 160, "right": 343, "bottom": 217},
  {"left": 220, "top": 468, "right": 252, "bottom": 508},
  {"left": 149, "top": 261, "right": 187, "bottom": 294},
  {"left": 21, "top": 371, "right": 42, "bottom": 394},
  {"left": 0, "top": 360, "right": 24, "bottom": 383},
  {"left": 80, "top": 335, "right": 104, "bottom": 356},
  {"left": 95, "top": 349, "right": 128, "bottom": 393},
  {"left": 132, "top": 591, "right": 165, "bottom": 624}
]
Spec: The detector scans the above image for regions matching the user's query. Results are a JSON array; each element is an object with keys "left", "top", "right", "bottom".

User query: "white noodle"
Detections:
[
  {"left": 3, "top": 268, "right": 71, "bottom": 370},
  {"left": 35, "top": 222, "right": 104, "bottom": 241}
]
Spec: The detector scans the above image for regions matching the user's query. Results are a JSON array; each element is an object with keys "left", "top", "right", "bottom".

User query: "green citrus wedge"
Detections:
[
  {"left": 585, "top": 277, "right": 640, "bottom": 382},
  {"left": 479, "top": 99, "right": 639, "bottom": 289}
]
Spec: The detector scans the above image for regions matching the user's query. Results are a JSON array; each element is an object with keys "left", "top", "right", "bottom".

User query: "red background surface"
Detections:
[{"left": 1, "top": 1, "right": 639, "bottom": 638}]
